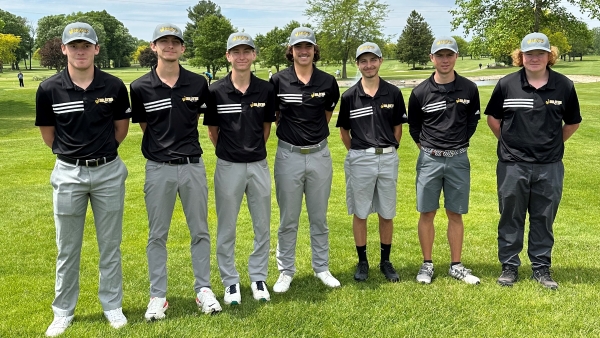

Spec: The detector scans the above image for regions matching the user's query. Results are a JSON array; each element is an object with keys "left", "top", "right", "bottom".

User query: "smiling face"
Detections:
[
  {"left": 292, "top": 42, "right": 315, "bottom": 67},
  {"left": 356, "top": 53, "right": 383, "bottom": 79},
  {"left": 151, "top": 35, "right": 185, "bottom": 63},
  {"left": 226, "top": 45, "right": 256, "bottom": 72},
  {"left": 522, "top": 49, "right": 549, "bottom": 73},
  {"left": 61, "top": 40, "right": 99, "bottom": 71},
  {"left": 430, "top": 49, "right": 458, "bottom": 76}
]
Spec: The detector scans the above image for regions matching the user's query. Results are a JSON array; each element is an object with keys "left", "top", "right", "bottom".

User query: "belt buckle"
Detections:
[
  {"left": 85, "top": 159, "right": 97, "bottom": 167},
  {"left": 300, "top": 148, "right": 311, "bottom": 154},
  {"left": 375, "top": 148, "right": 383, "bottom": 155}
]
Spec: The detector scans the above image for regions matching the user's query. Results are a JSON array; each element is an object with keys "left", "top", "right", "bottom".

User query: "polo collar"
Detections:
[
  {"left": 289, "top": 64, "right": 317, "bottom": 85},
  {"left": 150, "top": 65, "right": 190, "bottom": 88},
  {"left": 356, "top": 77, "right": 389, "bottom": 98},
  {"left": 427, "top": 71, "right": 462, "bottom": 93},
  {"left": 519, "top": 67, "right": 556, "bottom": 90},
  {"left": 223, "top": 71, "right": 261, "bottom": 94},
  {"left": 61, "top": 66, "right": 105, "bottom": 91}
]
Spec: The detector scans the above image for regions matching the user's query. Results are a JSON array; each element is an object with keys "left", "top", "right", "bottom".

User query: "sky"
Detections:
[{"left": 1, "top": 0, "right": 599, "bottom": 42}]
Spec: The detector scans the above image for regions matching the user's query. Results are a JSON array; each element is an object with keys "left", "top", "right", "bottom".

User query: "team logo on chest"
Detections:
[
  {"left": 182, "top": 96, "right": 199, "bottom": 102},
  {"left": 95, "top": 97, "right": 114, "bottom": 104},
  {"left": 456, "top": 98, "right": 470, "bottom": 104},
  {"left": 380, "top": 103, "right": 394, "bottom": 109},
  {"left": 545, "top": 99, "right": 562, "bottom": 106},
  {"left": 311, "top": 92, "right": 326, "bottom": 98},
  {"left": 250, "top": 102, "right": 266, "bottom": 108}
]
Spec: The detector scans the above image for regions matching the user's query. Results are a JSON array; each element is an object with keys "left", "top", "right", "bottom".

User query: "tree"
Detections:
[
  {"left": 381, "top": 41, "right": 397, "bottom": 60},
  {"left": 190, "top": 15, "right": 234, "bottom": 76},
  {"left": 541, "top": 28, "right": 571, "bottom": 58},
  {"left": 183, "top": 0, "right": 223, "bottom": 60},
  {"left": 396, "top": 10, "right": 434, "bottom": 69},
  {"left": 39, "top": 37, "right": 66, "bottom": 72},
  {"left": 451, "top": 0, "right": 600, "bottom": 63},
  {"left": 305, "top": 0, "right": 388, "bottom": 79},
  {"left": 35, "top": 15, "right": 66, "bottom": 49},
  {"left": 0, "top": 10, "right": 31, "bottom": 70},
  {"left": 592, "top": 27, "right": 600, "bottom": 54},
  {"left": 0, "top": 33, "right": 21, "bottom": 72},
  {"left": 138, "top": 47, "right": 157, "bottom": 68},
  {"left": 131, "top": 44, "right": 149, "bottom": 64},
  {"left": 255, "top": 21, "right": 305, "bottom": 72},
  {"left": 467, "top": 36, "right": 489, "bottom": 59},
  {"left": 452, "top": 36, "right": 469, "bottom": 59}
]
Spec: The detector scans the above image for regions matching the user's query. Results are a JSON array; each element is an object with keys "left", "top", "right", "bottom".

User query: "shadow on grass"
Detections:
[{"left": 0, "top": 99, "right": 36, "bottom": 137}]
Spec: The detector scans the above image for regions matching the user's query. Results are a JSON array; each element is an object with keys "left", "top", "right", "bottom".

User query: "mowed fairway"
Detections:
[{"left": 1, "top": 58, "right": 599, "bottom": 337}]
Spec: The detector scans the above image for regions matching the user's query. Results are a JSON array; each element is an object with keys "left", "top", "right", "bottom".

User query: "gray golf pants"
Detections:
[
  {"left": 274, "top": 145, "right": 333, "bottom": 276},
  {"left": 215, "top": 158, "right": 271, "bottom": 287},
  {"left": 145, "top": 159, "right": 211, "bottom": 297},
  {"left": 50, "top": 157, "right": 127, "bottom": 317},
  {"left": 496, "top": 161, "right": 564, "bottom": 269}
]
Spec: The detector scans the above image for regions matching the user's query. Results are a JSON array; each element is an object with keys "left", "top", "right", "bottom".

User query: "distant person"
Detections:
[
  {"left": 335, "top": 69, "right": 341, "bottom": 78},
  {"left": 268, "top": 69, "right": 273, "bottom": 79},
  {"left": 269, "top": 27, "right": 341, "bottom": 293},
  {"left": 204, "top": 71, "right": 213, "bottom": 85},
  {"left": 336, "top": 42, "right": 407, "bottom": 282},
  {"left": 18, "top": 71, "right": 24, "bottom": 87},
  {"left": 204, "top": 32, "right": 276, "bottom": 305},
  {"left": 130, "top": 23, "right": 221, "bottom": 320},
  {"left": 408, "top": 36, "right": 481, "bottom": 285},
  {"left": 486, "top": 32, "right": 581, "bottom": 290},
  {"left": 479, "top": 63, "right": 482, "bottom": 69},
  {"left": 36, "top": 22, "right": 130, "bottom": 336}
]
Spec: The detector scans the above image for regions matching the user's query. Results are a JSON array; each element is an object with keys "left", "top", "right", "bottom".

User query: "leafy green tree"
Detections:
[
  {"left": 382, "top": 41, "right": 397, "bottom": 60},
  {"left": 190, "top": 15, "right": 234, "bottom": 76},
  {"left": 35, "top": 15, "right": 66, "bottom": 49},
  {"left": 255, "top": 21, "right": 306, "bottom": 72},
  {"left": 567, "top": 22, "right": 593, "bottom": 60},
  {"left": 467, "top": 36, "right": 488, "bottom": 59},
  {"left": 0, "top": 10, "right": 31, "bottom": 70},
  {"left": 183, "top": 0, "right": 222, "bottom": 61},
  {"left": 138, "top": 47, "right": 157, "bottom": 68},
  {"left": 396, "top": 10, "right": 433, "bottom": 69},
  {"left": 591, "top": 27, "right": 600, "bottom": 54},
  {"left": 0, "top": 33, "right": 21, "bottom": 72},
  {"left": 305, "top": 0, "right": 388, "bottom": 79},
  {"left": 540, "top": 28, "right": 571, "bottom": 58},
  {"left": 452, "top": 36, "right": 469, "bottom": 59},
  {"left": 39, "top": 37, "right": 66, "bottom": 72},
  {"left": 451, "top": 0, "right": 600, "bottom": 63}
]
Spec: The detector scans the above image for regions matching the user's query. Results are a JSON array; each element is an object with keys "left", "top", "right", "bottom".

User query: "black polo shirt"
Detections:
[
  {"left": 484, "top": 67, "right": 582, "bottom": 163},
  {"left": 130, "top": 65, "right": 210, "bottom": 162},
  {"left": 203, "top": 72, "right": 276, "bottom": 163},
  {"left": 408, "top": 72, "right": 480, "bottom": 150},
  {"left": 35, "top": 67, "right": 131, "bottom": 158},
  {"left": 335, "top": 78, "right": 407, "bottom": 149},
  {"left": 270, "top": 64, "right": 340, "bottom": 146}
]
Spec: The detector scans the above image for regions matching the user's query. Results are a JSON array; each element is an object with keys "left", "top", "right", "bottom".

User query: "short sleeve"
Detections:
[
  {"left": 35, "top": 85, "right": 55, "bottom": 126},
  {"left": 392, "top": 88, "right": 408, "bottom": 125},
  {"left": 113, "top": 81, "right": 131, "bottom": 121},
  {"left": 484, "top": 82, "right": 505, "bottom": 120},
  {"left": 335, "top": 94, "right": 351, "bottom": 130},
  {"left": 325, "top": 78, "right": 340, "bottom": 111},
  {"left": 563, "top": 84, "right": 582, "bottom": 125},
  {"left": 202, "top": 88, "right": 219, "bottom": 126},
  {"left": 264, "top": 84, "right": 277, "bottom": 123},
  {"left": 129, "top": 83, "right": 147, "bottom": 123}
]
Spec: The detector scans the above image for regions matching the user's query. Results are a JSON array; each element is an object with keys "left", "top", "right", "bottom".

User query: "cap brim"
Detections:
[
  {"left": 356, "top": 51, "right": 382, "bottom": 60},
  {"left": 63, "top": 37, "right": 97, "bottom": 45},
  {"left": 153, "top": 34, "right": 184, "bottom": 44},
  {"left": 430, "top": 47, "right": 458, "bottom": 54},
  {"left": 291, "top": 39, "right": 316, "bottom": 45},
  {"left": 227, "top": 42, "right": 255, "bottom": 51},
  {"left": 521, "top": 47, "right": 551, "bottom": 52}
]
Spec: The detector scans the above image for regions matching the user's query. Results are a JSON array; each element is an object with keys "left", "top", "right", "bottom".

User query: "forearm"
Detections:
[
  {"left": 325, "top": 110, "right": 333, "bottom": 124},
  {"left": 487, "top": 116, "right": 501, "bottom": 140},
  {"left": 208, "top": 126, "right": 219, "bottom": 147},
  {"left": 563, "top": 123, "right": 579, "bottom": 142},
  {"left": 263, "top": 122, "right": 272, "bottom": 143},
  {"left": 114, "top": 119, "right": 129, "bottom": 144},
  {"left": 340, "top": 128, "right": 351, "bottom": 150},
  {"left": 39, "top": 126, "right": 55, "bottom": 148}
]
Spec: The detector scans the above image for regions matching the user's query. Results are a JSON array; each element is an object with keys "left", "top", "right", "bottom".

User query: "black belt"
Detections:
[
  {"left": 163, "top": 157, "right": 201, "bottom": 165},
  {"left": 57, "top": 154, "right": 117, "bottom": 167},
  {"left": 278, "top": 139, "right": 328, "bottom": 154}
]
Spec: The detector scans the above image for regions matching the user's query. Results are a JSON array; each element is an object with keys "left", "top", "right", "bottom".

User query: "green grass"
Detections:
[{"left": 1, "top": 59, "right": 600, "bottom": 337}]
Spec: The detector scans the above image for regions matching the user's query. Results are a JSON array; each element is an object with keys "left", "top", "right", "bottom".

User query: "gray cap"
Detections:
[
  {"left": 152, "top": 23, "right": 184, "bottom": 43},
  {"left": 431, "top": 36, "right": 458, "bottom": 54},
  {"left": 356, "top": 42, "right": 382, "bottom": 60},
  {"left": 62, "top": 22, "right": 98, "bottom": 45},
  {"left": 227, "top": 32, "right": 255, "bottom": 50},
  {"left": 521, "top": 32, "right": 551, "bottom": 52},
  {"left": 289, "top": 27, "right": 316, "bottom": 45}
]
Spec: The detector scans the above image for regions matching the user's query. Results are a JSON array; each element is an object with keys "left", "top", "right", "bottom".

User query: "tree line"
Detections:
[{"left": 2, "top": 0, "right": 600, "bottom": 76}]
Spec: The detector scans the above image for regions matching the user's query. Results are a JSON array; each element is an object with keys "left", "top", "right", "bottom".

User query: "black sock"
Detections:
[
  {"left": 380, "top": 243, "right": 391, "bottom": 263},
  {"left": 356, "top": 245, "right": 367, "bottom": 262},
  {"left": 424, "top": 260, "right": 433, "bottom": 264},
  {"left": 451, "top": 261, "right": 461, "bottom": 267}
]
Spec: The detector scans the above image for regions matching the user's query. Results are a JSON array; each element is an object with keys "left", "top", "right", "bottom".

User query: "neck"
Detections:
[
  {"left": 231, "top": 69, "right": 252, "bottom": 93},
  {"left": 156, "top": 60, "right": 180, "bottom": 85},
  {"left": 525, "top": 67, "right": 549, "bottom": 82},
  {"left": 294, "top": 62, "right": 313, "bottom": 78},
  {"left": 361, "top": 76, "right": 380, "bottom": 95},
  {"left": 433, "top": 70, "right": 455, "bottom": 84},
  {"left": 68, "top": 64, "right": 95, "bottom": 88}
]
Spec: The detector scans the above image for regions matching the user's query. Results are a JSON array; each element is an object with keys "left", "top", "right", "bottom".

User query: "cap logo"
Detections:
[
  {"left": 160, "top": 27, "right": 179, "bottom": 34},
  {"left": 69, "top": 28, "right": 89, "bottom": 35},
  {"left": 359, "top": 45, "right": 375, "bottom": 51},
  {"left": 527, "top": 38, "right": 545, "bottom": 44},
  {"left": 437, "top": 40, "right": 453, "bottom": 45},
  {"left": 232, "top": 35, "right": 250, "bottom": 41},
  {"left": 295, "top": 31, "right": 311, "bottom": 37}
]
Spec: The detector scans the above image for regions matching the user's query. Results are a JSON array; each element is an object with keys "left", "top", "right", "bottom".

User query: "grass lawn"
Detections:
[{"left": 0, "top": 57, "right": 599, "bottom": 337}]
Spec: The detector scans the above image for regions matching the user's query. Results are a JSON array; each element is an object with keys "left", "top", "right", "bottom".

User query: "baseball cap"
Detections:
[
  {"left": 289, "top": 27, "right": 316, "bottom": 45},
  {"left": 62, "top": 22, "right": 98, "bottom": 45},
  {"left": 227, "top": 32, "right": 255, "bottom": 50},
  {"left": 152, "top": 23, "right": 184, "bottom": 43},
  {"left": 356, "top": 42, "right": 382, "bottom": 60},
  {"left": 521, "top": 32, "right": 551, "bottom": 52},
  {"left": 431, "top": 36, "right": 458, "bottom": 54}
]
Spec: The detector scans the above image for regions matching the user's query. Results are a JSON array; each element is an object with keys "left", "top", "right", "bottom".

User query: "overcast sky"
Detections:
[{"left": 2, "top": 0, "right": 599, "bottom": 42}]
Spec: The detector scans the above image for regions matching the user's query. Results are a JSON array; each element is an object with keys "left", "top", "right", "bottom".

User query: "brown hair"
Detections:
[
  {"left": 511, "top": 46, "right": 559, "bottom": 67},
  {"left": 285, "top": 44, "right": 321, "bottom": 63}
]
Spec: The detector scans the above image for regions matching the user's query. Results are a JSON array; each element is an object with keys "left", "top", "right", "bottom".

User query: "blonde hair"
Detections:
[{"left": 511, "top": 46, "right": 559, "bottom": 67}]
